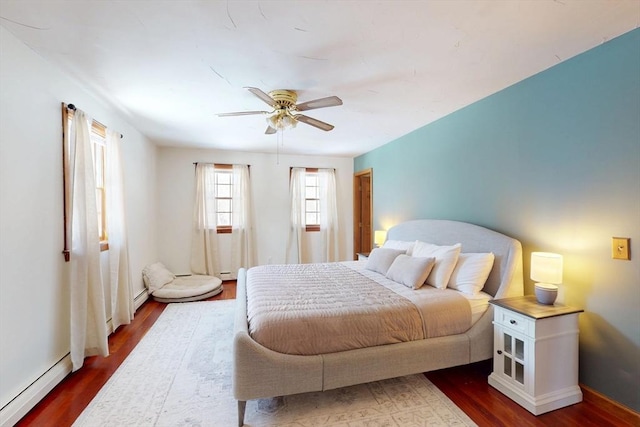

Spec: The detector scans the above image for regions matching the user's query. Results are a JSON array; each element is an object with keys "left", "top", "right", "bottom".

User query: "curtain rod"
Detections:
[
  {"left": 290, "top": 167, "right": 336, "bottom": 170},
  {"left": 193, "top": 162, "right": 251, "bottom": 167},
  {"left": 67, "top": 103, "right": 123, "bottom": 139}
]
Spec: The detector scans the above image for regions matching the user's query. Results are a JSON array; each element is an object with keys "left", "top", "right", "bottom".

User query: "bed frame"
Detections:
[{"left": 232, "top": 219, "right": 523, "bottom": 426}]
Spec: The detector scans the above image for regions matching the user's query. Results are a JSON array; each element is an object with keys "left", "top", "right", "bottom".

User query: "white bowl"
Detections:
[{"left": 535, "top": 283, "right": 558, "bottom": 305}]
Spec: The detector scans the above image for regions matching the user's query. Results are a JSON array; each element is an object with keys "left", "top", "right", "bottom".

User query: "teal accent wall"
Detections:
[{"left": 355, "top": 29, "right": 640, "bottom": 410}]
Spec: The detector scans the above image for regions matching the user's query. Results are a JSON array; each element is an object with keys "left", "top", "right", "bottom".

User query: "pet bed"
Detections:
[{"left": 142, "top": 262, "right": 222, "bottom": 303}]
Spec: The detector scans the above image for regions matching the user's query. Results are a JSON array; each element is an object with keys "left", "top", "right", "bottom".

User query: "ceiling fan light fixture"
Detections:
[
  {"left": 282, "top": 113, "right": 297, "bottom": 129},
  {"left": 267, "top": 110, "right": 297, "bottom": 130}
]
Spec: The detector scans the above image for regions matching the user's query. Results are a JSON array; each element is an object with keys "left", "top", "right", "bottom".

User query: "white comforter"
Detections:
[{"left": 245, "top": 262, "right": 472, "bottom": 355}]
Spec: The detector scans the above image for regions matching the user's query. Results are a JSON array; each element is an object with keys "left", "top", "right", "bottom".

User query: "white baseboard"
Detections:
[
  {"left": 134, "top": 288, "right": 149, "bottom": 310},
  {"left": 0, "top": 289, "right": 149, "bottom": 427},
  {"left": 0, "top": 355, "right": 72, "bottom": 427}
]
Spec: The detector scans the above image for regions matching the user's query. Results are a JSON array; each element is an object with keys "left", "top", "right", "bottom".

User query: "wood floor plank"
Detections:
[{"left": 16, "top": 280, "right": 639, "bottom": 426}]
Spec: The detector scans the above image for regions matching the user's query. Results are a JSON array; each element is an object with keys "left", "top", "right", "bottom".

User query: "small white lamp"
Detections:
[
  {"left": 531, "top": 252, "right": 563, "bottom": 305},
  {"left": 374, "top": 230, "right": 387, "bottom": 248}
]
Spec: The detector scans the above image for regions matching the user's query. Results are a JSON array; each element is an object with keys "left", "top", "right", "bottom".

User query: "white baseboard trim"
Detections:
[
  {"left": 134, "top": 288, "right": 149, "bottom": 310},
  {"left": 0, "top": 354, "right": 72, "bottom": 427},
  {"left": 1, "top": 289, "right": 149, "bottom": 427}
]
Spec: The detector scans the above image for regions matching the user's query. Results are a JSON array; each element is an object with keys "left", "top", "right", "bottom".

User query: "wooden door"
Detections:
[{"left": 353, "top": 169, "right": 373, "bottom": 259}]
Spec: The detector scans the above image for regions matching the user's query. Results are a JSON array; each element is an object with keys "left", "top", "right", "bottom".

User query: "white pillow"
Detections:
[
  {"left": 386, "top": 255, "right": 435, "bottom": 289},
  {"left": 412, "top": 241, "right": 462, "bottom": 289},
  {"left": 382, "top": 240, "right": 415, "bottom": 256},
  {"left": 365, "top": 248, "right": 405, "bottom": 275},
  {"left": 448, "top": 252, "right": 495, "bottom": 295},
  {"left": 142, "top": 262, "right": 175, "bottom": 293}
]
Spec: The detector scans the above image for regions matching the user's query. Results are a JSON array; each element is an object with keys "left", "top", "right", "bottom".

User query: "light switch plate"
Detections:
[{"left": 612, "top": 237, "right": 630, "bottom": 260}]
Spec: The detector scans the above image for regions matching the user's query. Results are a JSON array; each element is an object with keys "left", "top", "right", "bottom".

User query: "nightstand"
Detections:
[
  {"left": 488, "top": 295, "right": 583, "bottom": 415},
  {"left": 356, "top": 252, "right": 370, "bottom": 261}
]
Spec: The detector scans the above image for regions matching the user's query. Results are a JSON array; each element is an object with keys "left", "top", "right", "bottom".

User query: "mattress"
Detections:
[{"left": 246, "top": 262, "right": 473, "bottom": 356}]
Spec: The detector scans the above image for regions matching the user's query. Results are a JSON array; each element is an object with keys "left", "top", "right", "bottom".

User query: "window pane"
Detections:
[
  {"left": 92, "top": 130, "right": 106, "bottom": 242},
  {"left": 217, "top": 183, "right": 231, "bottom": 198},
  {"left": 96, "top": 189, "right": 103, "bottom": 238},
  {"left": 306, "top": 213, "right": 318, "bottom": 226},
  {"left": 305, "top": 186, "right": 318, "bottom": 199},
  {"left": 306, "top": 199, "right": 318, "bottom": 213},
  {"left": 94, "top": 146, "right": 104, "bottom": 188},
  {"left": 216, "top": 171, "right": 231, "bottom": 184},
  {"left": 305, "top": 174, "right": 317, "bottom": 186},
  {"left": 217, "top": 212, "right": 231, "bottom": 226},
  {"left": 217, "top": 199, "right": 231, "bottom": 213}
]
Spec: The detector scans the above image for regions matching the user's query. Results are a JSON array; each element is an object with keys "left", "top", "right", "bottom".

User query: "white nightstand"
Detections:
[
  {"left": 356, "top": 252, "right": 370, "bottom": 261},
  {"left": 488, "top": 296, "right": 583, "bottom": 415}
]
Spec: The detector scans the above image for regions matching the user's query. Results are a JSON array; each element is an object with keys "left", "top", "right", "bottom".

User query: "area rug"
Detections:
[{"left": 73, "top": 300, "right": 477, "bottom": 426}]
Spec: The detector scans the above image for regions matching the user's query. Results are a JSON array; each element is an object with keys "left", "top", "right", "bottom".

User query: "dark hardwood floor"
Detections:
[{"left": 16, "top": 281, "right": 638, "bottom": 426}]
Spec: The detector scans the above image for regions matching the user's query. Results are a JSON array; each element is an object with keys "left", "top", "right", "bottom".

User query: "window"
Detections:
[
  {"left": 211, "top": 164, "right": 233, "bottom": 233},
  {"left": 91, "top": 127, "right": 107, "bottom": 243},
  {"left": 304, "top": 169, "right": 320, "bottom": 232},
  {"left": 63, "top": 105, "right": 109, "bottom": 253},
  {"left": 286, "top": 167, "right": 339, "bottom": 263}
]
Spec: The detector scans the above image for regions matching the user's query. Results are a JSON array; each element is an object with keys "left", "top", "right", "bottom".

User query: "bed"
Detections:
[{"left": 232, "top": 219, "right": 524, "bottom": 426}]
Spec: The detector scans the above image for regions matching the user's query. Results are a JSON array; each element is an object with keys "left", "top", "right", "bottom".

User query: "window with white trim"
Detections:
[
  {"left": 212, "top": 165, "right": 233, "bottom": 233},
  {"left": 304, "top": 170, "right": 320, "bottom": 232},
  {"left": 63, "top": 107, "right": 109, "bottom": 251}
]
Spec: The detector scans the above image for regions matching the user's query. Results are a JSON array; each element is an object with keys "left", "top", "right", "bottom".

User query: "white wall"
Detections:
[
  {"left": 0, "top": 26, "right": 158, "bottom": 423},
  {"left": 156, "top": 147, "right": 354, "bottom": 274}
]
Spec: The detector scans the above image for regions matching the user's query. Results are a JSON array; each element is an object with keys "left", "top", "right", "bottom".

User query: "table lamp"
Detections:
[
  {"left": 531, "top": 252, "right": 563, "bottom": 305},
  {"left": 374, "top": 230, "right": 387, "bottom": 248}
]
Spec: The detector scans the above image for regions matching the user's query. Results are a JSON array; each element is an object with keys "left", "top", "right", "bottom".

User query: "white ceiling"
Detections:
[{"left": 1, "top": 1, "right": 638, "bottom": 157}]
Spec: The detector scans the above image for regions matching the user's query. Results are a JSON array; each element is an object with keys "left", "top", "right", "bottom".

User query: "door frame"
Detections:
[{"left": 353, "top": 168, "right": 373, "bottom": 259}]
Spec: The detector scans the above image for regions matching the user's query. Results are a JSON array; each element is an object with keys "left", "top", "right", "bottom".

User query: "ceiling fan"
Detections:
[{"left": 217, "top": 87, "right": 342, "bottom": 134}]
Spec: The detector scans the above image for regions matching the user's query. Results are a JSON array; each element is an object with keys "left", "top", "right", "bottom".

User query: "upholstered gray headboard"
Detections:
[{"left": 386, "top": 219, "right": 523, "bottom": 298}]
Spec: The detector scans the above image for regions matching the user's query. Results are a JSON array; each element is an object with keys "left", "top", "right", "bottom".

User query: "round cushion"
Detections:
[{"left": 152, "top": 275, "right": 223, "bottom": 303}]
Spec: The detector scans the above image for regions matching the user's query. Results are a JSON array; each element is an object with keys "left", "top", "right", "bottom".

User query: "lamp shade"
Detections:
[
  {"left": 531, "top": 252, "right": 563, "bottom": 284},
  {"left": 374, "top": 230, "right": 387, "bottom": 247}
]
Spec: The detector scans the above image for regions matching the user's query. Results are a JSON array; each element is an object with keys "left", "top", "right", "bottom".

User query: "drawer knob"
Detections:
[{"left": 510, "top": 319, "right": 517, "bottom": 325}]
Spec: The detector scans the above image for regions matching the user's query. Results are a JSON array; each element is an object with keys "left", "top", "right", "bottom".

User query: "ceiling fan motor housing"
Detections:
[{"left": 268, "top": 89, "right": 298, "bottom": 108}]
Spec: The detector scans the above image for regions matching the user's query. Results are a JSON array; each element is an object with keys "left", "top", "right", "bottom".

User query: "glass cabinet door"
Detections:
[{"left": 503, "top": 332, "right": 525, "bottom": 385}]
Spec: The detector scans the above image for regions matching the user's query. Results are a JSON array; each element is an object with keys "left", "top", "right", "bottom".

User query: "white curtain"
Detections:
[
  {"left": 190, "top": 163, "right": 220, "bottom": 276},
  {"left": 69, "top": 110, "right": 108, "bottom": 371},
  {"left": 105, "top": 129, "right": 134, "bottom": 331},
  {"left": 230, "top": 164, "right": 255, "bottom": 278},
  {"left": 285, "top": 167, "right": 307, "bottom": 264},
  {"left": 318, "top": 168, "right": 340, "bottom": 262}
]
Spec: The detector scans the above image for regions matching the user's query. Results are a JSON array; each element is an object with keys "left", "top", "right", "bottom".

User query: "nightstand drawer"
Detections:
[{"left": 495, "top": 307, "right": 531, "bottom": 335}]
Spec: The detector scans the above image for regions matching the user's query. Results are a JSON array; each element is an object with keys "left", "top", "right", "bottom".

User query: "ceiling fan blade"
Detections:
[
  {"left": 295, "top": 114, "right": 335, "bottom": 131},
  {"left": 245, "top": 87, "right": 277, "bottom": 107},
  {"left": 216, "top": 110, "right": 268, "bottom": 117},
  {"left": 265, "top": 126, "right": 277, "bottom": 135},
  {"left": 295, "top": 96, "right": 343, "bottom": 112}
]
